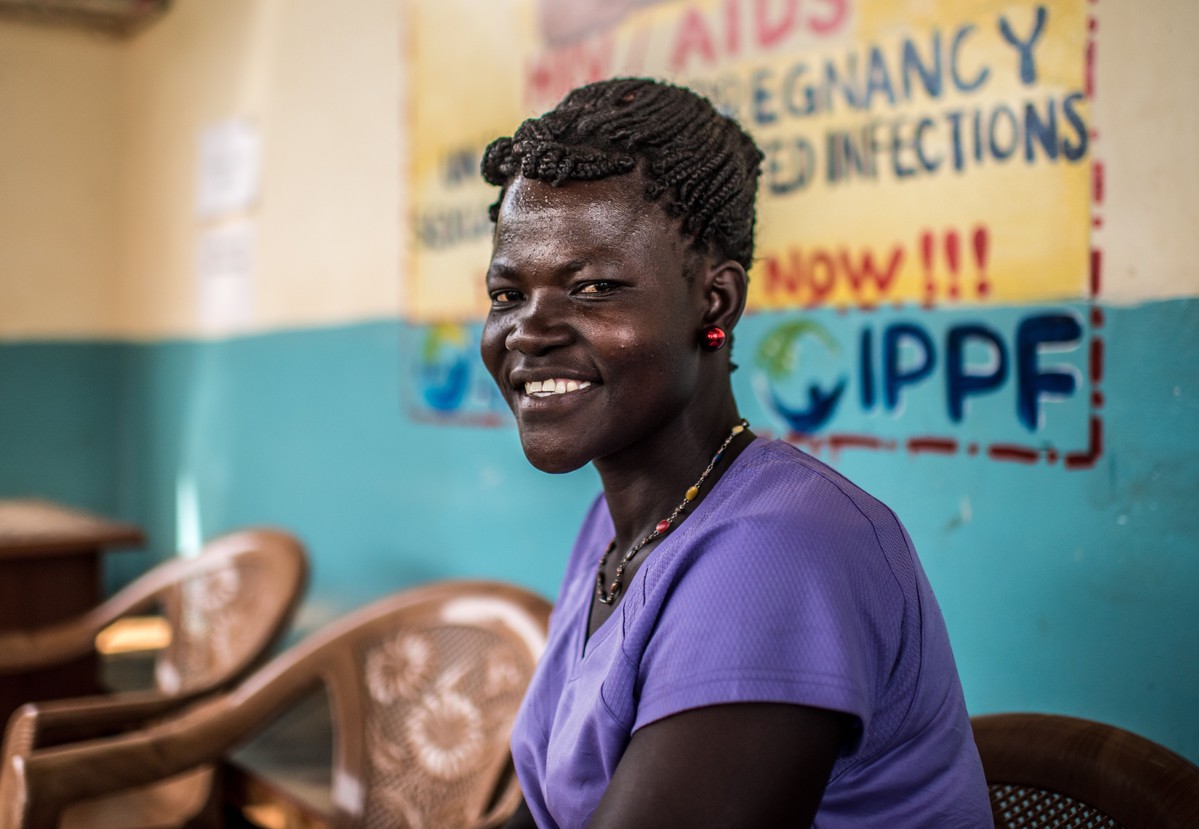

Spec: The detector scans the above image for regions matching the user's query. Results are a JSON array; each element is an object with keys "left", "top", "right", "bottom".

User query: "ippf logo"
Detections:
[
  {"left": 418, "top": 323, "right": 473, "bottom": 412},
  {"left": 412, "top": 323, "right": 506, "bottom": 425},
  {"left": 751, "top": 310, "right": 1086, "bottom": 436},
  {"left": 754, "top": 320, "right": 848, "bottom": 433}
]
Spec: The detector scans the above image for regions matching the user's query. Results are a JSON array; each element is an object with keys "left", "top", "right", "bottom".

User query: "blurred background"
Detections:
[{"left": 0, "top": 0, "right": 1195, "bottom": 772}]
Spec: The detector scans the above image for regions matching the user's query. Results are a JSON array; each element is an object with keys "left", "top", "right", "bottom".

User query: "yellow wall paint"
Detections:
[
  {"left": 0, "top": 24, "right": 120, "bottom": 339},
  {"left": 0, "top": 0, "right": 1194, "bottom": 339}
]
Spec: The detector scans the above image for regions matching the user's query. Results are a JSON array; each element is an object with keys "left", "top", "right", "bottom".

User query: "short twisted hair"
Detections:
[{"left": 481, "top": 78, "right": 763, "bottom": 269}]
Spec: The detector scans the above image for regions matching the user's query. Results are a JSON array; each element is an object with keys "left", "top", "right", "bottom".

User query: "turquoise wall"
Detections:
[{"left": 1, "top": 297, "right": 1195, "bottom": 762}]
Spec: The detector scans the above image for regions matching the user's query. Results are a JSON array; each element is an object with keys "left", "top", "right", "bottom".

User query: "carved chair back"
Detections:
[{"left": 6, "top": 580, "right": 551, "bottom": 829}]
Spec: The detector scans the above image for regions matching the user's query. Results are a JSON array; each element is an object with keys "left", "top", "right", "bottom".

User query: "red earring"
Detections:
[{"left": 701, "top": 326, "right": 727, "bottom": 351}]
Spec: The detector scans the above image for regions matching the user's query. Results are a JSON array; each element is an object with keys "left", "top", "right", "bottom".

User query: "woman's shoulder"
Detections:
[
  {"left": 713, "top": 437, "right": 907, "bottom": 542},
  {"left": 636, "top": 437, "right": 920, "bottom": 614}
]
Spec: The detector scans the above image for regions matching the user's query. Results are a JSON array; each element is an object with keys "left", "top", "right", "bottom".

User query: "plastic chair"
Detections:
[
  {"left": 972, "top": 712, "right": 1199, "bottom": 828},
  {"left": 0, "top": 528, "right": 308, "bottom": 829},
  {"left": 0, "top": 528, "right": 308, "bottom": 702},
  {"left": 2, "top": 580, "right": 552, "bottom": 829}
]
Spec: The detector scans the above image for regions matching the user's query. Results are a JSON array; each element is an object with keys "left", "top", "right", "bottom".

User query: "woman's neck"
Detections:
[{"left": 594, "top": 395, "right": 750, "bottom": 549}]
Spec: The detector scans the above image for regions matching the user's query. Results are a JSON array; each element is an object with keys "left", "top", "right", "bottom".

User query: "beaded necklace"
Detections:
[{"left": 595, "top": 419, "right": 748, "bottom": 605}]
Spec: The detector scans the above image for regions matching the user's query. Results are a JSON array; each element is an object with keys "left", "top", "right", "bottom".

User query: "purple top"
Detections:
[{"left": 511, "top": 438, "right": 991, "bottom": 828}]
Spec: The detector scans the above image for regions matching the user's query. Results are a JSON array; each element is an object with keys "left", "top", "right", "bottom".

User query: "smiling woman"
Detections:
[
  {"left": 481, "top": 172, "right": 716, "bottom": 475},
  {"left": 478, "top": 78, "right": 992, "bottom": 829}
]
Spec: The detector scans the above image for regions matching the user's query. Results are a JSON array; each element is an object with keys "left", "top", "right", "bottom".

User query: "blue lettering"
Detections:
[
  {"left": 783, "top": 63, "right": 816, "bottom": 117},
  {"left": 945, "top": 109, "right": 966, "bottom": 171},
  {"left": 752, "top": 67, "right": 778, "bottom": 125},
  {"left": 864, "top": 46, "right": 898, "bottom": 108},
  {"left": 914, "top": 117, "right": 942, "bottom": 172},
  {"left": 764, "top": 136, "right": 815, "bottom": 195},
  {"left": 950, "top": 25, "right": 989, "bottom": 92},
  {"left": 890, "top": 118, "right": 917, "bottom": 178},
  {"left": 972, "top": 108, "right": 985, "bottom": 162},
  {"left": 901, "top": 33, "right": 943, "bottom": 100},
  {"left": 883, "top": 323, "right": 936, "bottom": 409},
  {"left": 1061, "top": 91, "right": 1089, "bottom": 161},
  {"left": 988, "top": 105, "right": 1019, "bottom": 161},
  {"left": 860, "top": 326, "right": 876, "bottom": 409},
  {"left": 998, "top": 5, "right": 1048, "bottom": 86},
  {"left": 824, "top": 53, "right": 861, "bottom": 112},
  {"left": 946, "top": 324, "right": 1009, "bottom": 422},
  {"left": 1016, "top": 313, "right": 1083, "bottom": 431},
  {"left": 1024, "top": 98, "right": 1058, "bottom": 161}
]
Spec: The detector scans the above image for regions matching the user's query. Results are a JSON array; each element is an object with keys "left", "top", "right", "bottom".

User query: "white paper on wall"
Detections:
[
  {"left": 196, "top": 220, "right": 255, "bottom": 332},
  {"left": 195, "top": 119, "right": 261, "bottom": 218}
]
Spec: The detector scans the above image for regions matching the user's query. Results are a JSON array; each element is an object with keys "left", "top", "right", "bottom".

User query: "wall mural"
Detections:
[{"left": 405, "top": 0, "right": 1102, "bottom": 469}]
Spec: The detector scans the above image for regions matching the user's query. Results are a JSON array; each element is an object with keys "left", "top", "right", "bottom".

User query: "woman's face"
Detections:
[{"left": 481, "top": 174, "right": 709, "bottom": 474}]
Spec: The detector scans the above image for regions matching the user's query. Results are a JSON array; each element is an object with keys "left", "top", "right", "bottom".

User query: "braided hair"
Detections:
[{"left": 480, "top": 78, "right": 764, "bottom": 270}]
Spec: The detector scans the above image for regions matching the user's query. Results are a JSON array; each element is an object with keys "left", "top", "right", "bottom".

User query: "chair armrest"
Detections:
[
  {"left": 12, "top": 690, "right": 207, "bottom": 751},
  {"left": 0, "top": 624, "right": 96, "bottom": 675},
  {"left": 15, "top": 661, "right": 322, "bottom": 828},
  {"left": 15, "top": 695, "right": 234, "bottom": 828}
]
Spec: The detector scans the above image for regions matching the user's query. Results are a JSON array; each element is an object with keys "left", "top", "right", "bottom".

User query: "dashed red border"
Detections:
[
  {"left": 409, "top": 408, "right": 505, "bottom": 428},
  {"left": 791, "top": 2, "right": 1105, "bottom": 470}
]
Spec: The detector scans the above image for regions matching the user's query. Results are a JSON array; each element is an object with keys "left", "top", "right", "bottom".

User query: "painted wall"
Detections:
[
  {"left": 0, "top": 23, "right": 120, "bottom": 338},
  {"left": 0, "top": 0, "right": 1196, "bottom": 769},
  {"left": 113, "top": 0, "right": 404, "bottom": 338}
]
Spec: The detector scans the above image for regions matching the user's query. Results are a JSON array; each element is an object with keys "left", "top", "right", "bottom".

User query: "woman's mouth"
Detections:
[{"left": 523, "top": 378, "right": 593, "bottom": 398}]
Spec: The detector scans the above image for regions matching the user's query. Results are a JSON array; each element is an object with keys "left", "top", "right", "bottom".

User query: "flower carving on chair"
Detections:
[
  {"left": 483, "top": 650, "right": 525, "bottom": 697},
  {"left": 168, "top": 563, "right": 246, "bottom": 690},
  {"left": 360, "top": 628, "right": 533, "bottom": 827},
  {"left": 406, "top": 689, "right": 486, "bottom": 780},
  {"left": 366, "top": 632, "right": 435, "bottom": 704}
]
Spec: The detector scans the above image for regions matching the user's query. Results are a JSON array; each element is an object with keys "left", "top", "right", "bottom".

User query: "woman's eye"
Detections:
[
  {"left": 576, "top": 281, "right": 618, "bottom": 295},
  {"left": 490, "top": 289, "right": 522, "bottom": 305}
]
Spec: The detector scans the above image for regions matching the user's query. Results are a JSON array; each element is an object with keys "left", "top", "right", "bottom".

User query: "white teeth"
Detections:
[{"left": 523, "top": 379, "right": 592, "bottom": 397}]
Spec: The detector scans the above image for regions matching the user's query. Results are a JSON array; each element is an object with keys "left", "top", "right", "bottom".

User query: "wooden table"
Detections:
[{"left": 0, "top": 499, "right": 143, "bottom": 721}]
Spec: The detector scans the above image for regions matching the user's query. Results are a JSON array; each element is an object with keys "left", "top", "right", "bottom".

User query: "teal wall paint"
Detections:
[
  {"left": 0, "top": 342, "right": 124, "bottom": 514},
  {"left": 0, "top": 299, "right": 1195, "bottom": 763}
]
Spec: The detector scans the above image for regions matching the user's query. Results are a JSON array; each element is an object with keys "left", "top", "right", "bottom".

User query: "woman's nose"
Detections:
[{"left": 505, "top": 294, "right": 573, "bottom": 354}]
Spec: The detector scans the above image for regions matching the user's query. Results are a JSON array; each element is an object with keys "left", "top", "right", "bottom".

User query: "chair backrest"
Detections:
[
  {"left": 0, "top": 528, "right": 308, "bottom": 700},
  {"left": 972, "top": 713, "right": 1199, "bottom": 829},
  {"left": 8, "top": 580, "right": 551, "bottom": 829},
  {"left": 144, "top": 529, "right": 308, "bottom": 695},
  {"left": 320, "top": 581, "right": 551, "bottom": 827}
]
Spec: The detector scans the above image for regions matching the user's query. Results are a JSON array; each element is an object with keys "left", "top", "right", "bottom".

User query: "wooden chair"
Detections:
[
  {"left": 0, "top": 528, "right": 308, "bottom": 829},
  {"left": 1, "top": 580, "right": 552, "bottom": 829},
  {"left": 972, "top": 712, "right": 1199, "bottom": 828}
]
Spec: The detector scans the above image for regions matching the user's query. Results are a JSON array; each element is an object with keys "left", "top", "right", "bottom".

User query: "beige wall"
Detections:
[
  {"left": 0, "top": 23, "right": 120, "bottom": 338},
  {"left": 1, "top": 0, "right": 401, "bottom": 339},
  {"left": 115, "top": 0, "right": 403, "bottom": 338},
  {"left": 0, "top": 0, "right": 1194, "bottom": 339},
  {"left": 1093, "top": 0, "right": 1199, "bottom": 303}
]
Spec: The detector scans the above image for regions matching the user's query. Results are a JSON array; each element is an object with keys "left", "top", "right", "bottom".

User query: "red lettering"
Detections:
[
  {"left": 763, "top": 248, "right": 804, "bottom": 297},
  {"left": 670, "top": 8, "right": 718, "bottom": 72},
  {"left": 754, "top": 0, "right": 798, "bottom": 48},
  {"left": 840, "top": 246, "right": 904, "bottom": 304},
  {"left": 725, "top": 0, "right": 742, "bottom": 57},
  {"left": 809, "top": 250, "right": 837, "bottom": 303},
  {"left": 525, "top": 37, "right": 615, "bottom": 108},
  {"left": 809, "top": 0, "right": 849, "bottom": 35},
  {"left": 760, "top": 242, "right": 904, "bottom": 308}
]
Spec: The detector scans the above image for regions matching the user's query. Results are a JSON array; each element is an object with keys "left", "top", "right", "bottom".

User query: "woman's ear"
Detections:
[{"left": 700, "top": 259, "right": 749, "bottom": 332}]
